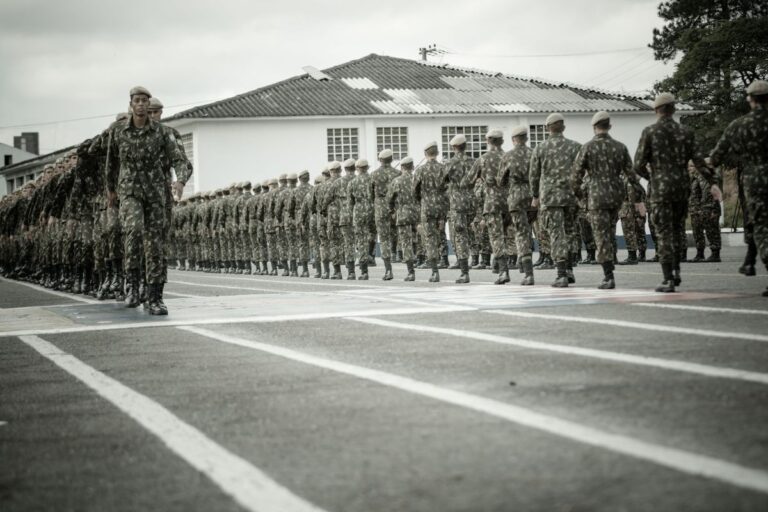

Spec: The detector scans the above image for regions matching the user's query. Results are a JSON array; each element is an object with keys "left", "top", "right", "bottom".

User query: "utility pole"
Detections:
[{"left": 418, "top": 44, "right": 445, "bottom": 61}]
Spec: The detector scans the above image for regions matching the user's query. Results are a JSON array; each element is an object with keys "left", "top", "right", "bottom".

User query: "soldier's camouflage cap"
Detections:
[
  {"left": 269, "top": 178, "right": 279, "bottom": 186},
  {"left": 355, "top": 158, "right": 369, "bottom": 168},
  {"left": 328, "top": 161, "right": 341, "bottom": 171},
  {"left": 591, "top": 111, "right": 610, "bottom": 126},
  {"left": 321, "top": 166, "right": 331, "bottom": 176},
  {"left": 215, "top": 189, "right": 223, "bottom": 195},
  {"left": 400, "top": 156, "right": 414, "bottom": 165},
  {"left": 261, "top": 180, "right": 269, "bottom": 187},
  {"left": 653, "top": 92, "right": 675, "bottom": 109},
  {"left": 129, "top": 86, "right": 152, "bottom": 98},
  {"left": 299, "top": 170, "right": 310, "bottom": 178},
  {"left": 235, "top": 182, "right": 244, "bottom": 189},
  {"left": 278, "top": 173, "right": 288, "bottom": 181},
  {"left": 485, "top": 129, "right": 503, "bottom": 138},
  {"left": 545, "top": 113, "right": 564, "bottom": 125},
  {"left": 243, "top": 181, "right": 252, "bottom": 188},
  {"left": 747, "top": 80, "right": 768, "bottom": 96},
  {"left": 510, "top": 125, "right": 528, "bottom": 137},
  {"left": 449, "top": 134, "right": 466, "bottom": 146},
  {"left": 148, "top": 97, "right": 164, "bottom": 110},
  {"left": 287, "top": 173, "right": 298, "bottom": 180},
  {"left": 423, "top": 141, "right": 438, "bottom": 151},
  {"left": 315, "top": 176, "right": 324, "bottom": 184},
  {"left": 378, "top": 149, "right": 393, "bottom": 159},
  {"left": 342, "top": 158, "right": 356, "bottom": 168}
]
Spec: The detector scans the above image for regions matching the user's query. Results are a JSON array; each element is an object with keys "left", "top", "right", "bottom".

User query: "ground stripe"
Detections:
[
  {"left": 633, "top": 303, "right": 768, "bottom": 316},
  {"left": 0, "top": 278, "right": 98, "bottom": 304},
  {"left": 162, "top": 291, "right": 202, "bottom": 298},
  {"left": 486, "top": 310, "right": 768, "bottom": 344},
  {"left": 171, "top": 271, "right": 386, "bottom": 289},
  {"left": 171, "top": 280, "right": 290, "bottom": 294},
  {"left": 0, "top": 305, "right": 472, "bottom": 338},
  {"left": 18, "top": 335, "right": 326, "bottom": 512},
  {"left": 0, "top": 303, "right": 81, "bottom": 312},
  {"left": 347, "top": 317, "right": 768, "bottom": 385},
  {"left": 180, "top": 325, "right": 768, "bottom": 494}
]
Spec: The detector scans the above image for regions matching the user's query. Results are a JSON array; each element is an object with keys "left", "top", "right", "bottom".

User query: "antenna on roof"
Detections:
[
  {"left": 303, "top": 66, "right": 333, "bottom": 81},
  {"left": 418, "top": 44, "right": 446, "bottom": 62}
]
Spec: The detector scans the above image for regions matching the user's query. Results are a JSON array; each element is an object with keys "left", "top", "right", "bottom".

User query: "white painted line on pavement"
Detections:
[
  {"left": 486, "top": 310, "right": 768, "bottom": 344},
  {"left": 0, "top": 303, "right": 80, "bottom": 311},
  {"left": 171, "top": 270, "right": 386, "bottom": 289},
  {"left": 162, "top": 291, "right": 203, "bottom": 298},
  {"left": 181, "top": 325, "right": 768, "bottom": 495},
  {"left": 171, "top": 280, "right": 288, "bottom": 294},
  {"left": 633, "top": 303, "right": 768, "bottom": 316},
  {"left": 18, "top": 334, "right": 326, "bottom": 512},
  {"left": 0, "top": 305, "right": 472, "bottom": 338},
  {"left": 348, "top": 317, "right": 768, "bottom": 385},
  {"left": 1, "top": 278, "right": 98, "bottom": 304}
]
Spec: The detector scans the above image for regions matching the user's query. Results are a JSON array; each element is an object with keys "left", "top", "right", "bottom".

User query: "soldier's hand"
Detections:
[
  {"left": 531, "top": 198, "right": 540, "bottom": 209},
  {"left": 635, "top": 202, "right": 647, "bottom": 217},
  {"left": 710, "top": 185, "right": 723, "bottom": 202},
  {"left": 107, "top": 191, "right": 117, "bottom": 208},
  {"left": 172, "top": 181, "right": 185, "bottom": 201}
]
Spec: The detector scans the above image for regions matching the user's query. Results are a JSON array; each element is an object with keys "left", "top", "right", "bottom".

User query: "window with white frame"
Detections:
[
  {"left": 441, "top": 125, "right": 488, "bottom": 160},
  {"left": 180, "top": 133, "right": 194, "bottom": 161},
  {"left": 376, "top": 127, "right": 408, "bottom": 160},
  {"left": 529, "top": 124, "right": 548, "bottom": 149},
  {"left": 326, "top": 128, "right": 359, "bottom": 162},
  {"left": 6, "top": 180, "right": 14, "bottom": 193}
]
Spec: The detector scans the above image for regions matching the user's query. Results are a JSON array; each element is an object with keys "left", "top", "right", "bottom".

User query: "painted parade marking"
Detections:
[{"left": 633, "top": 303, "right": 768, "bottom": 316}]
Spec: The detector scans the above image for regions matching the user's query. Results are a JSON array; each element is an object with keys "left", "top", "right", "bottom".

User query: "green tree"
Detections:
[{"left": 650, "top": 0, "right": 768, "bottom": 147}]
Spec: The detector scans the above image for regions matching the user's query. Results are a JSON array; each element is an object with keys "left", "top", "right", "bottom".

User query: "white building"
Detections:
[
  {"left": 0, "top": 145, "right": 73, "bottom": 197},
  {"left": 0, "top": 142, "right": 38, "bottom": 196},
  {"left": 166, "top": 53, "right": 698, "bottom": 194}
]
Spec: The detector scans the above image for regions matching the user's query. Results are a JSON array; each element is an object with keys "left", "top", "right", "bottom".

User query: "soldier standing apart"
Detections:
[
  {"left": 315, "top": 165, "right": 333, "bottom": 279},
  {"left": 293, "top": 171, "right": 312, "bottom": 277},
  {"left": 388, "top": 157, "right": 418, "bottom": 281},
  {"left": 323, "top": 164, "right": 344, "bottom": 279},
  {"left": 444, "top": 134, "right": 475, "bottom": 284},
  {"left": 372, "top": 149, "right": 397, "bottom": 280},
  {"left": 106, "top": 86, "right": 190, "bottom": 314},
  {"left": 339, "top": 159, "right": 357, "bottom": 279},
  {"left": 414, "top": 141, "right": 447, "bottom": 283},
  {"left": 530, "top": 113, "right": 582, "bottom": 287},
  {"left": 573, "top": 111, "right": 645, "bottom": 289},
  {"left": 348, "top": 159, "right": 374, "bottom": 280},
  {"left": 634, "top": 93, "right": 721, "bottom": 293},
  {"left": 709, "top": 80, "right": 768, "bottom": 297},
  {"left": 499, "top": 126, "right": 535, "bottom": 285}
]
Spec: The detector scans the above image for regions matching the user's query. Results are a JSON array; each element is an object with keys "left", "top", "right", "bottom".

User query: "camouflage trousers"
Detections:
[
  {"left": 620, "top": 207, "right": 639, "bottom": 252},
  {"left": 485, "top": 212, "right": 512, "bottom": 258},
  {"left": 284, "top": 224, "right": 297, "bottom": 260},
  {"left": 534, "top": 218, "right": 550, "bottom": 254},
  {"left": 354, "top": 216, "right": 374, "bottom": 264},
  {"left": 470, "top": 214, "right": 490, "bottom": 256},
  {"left": 309, "top": 216, "right": 319, "bottom": 262},
  {"left": 341, "top": 223, "right": 355, "bottom": 263},
  {"left": 578, "top": 210, "right": 596, "bottom": 252},
  {"left": 327, "top": 220, "right": 343, "bottom": 265},
  {"left": 692, "top": 207, "right": 721, "bottom": 251},
  {"left": 650, "top": 200, "right": 688, "bottom": 266},
  {"left": 105, "top": 205, "right": 122, "bottom": 261},
  {"left": 635, "top": 211, "right": 647, "bottom": 252},
  {"left": 266, "top": 230, "right": 279, "bottom": 261},
  {"left": 375, "top": 207, "right": 393, "bottom": 260},
  {"left": 237, "top": 229, "right": 250, "bottom": 261},
  {"left": 295, "top": 225, "right": 310, "bottom": 262},
  {"left": 397, "top": 224, "right": 417, "bottom": 262},
  {"left": 120, "top": 196, "right": 165, "bottom": 284},
  {"left": 588, "top": 209, "right": 619, "bottom": 264},
  {"left": 76, "top": 216, "right": 93, "bottom": 265},
  {"left": 317, "top": 215, "right": 329, "bottom": 262},
  {"left": 92, "top": 210, "right": 105, "bottom": 272},
  {"left": 449, "top": 211, "right": 472, "bottom": 260},
  {"left": 421, "top": 217, "right": 443, "bottom": 262},
  {"left": 541, "top": 206, "right": 577, "bottom": 264},
  {"left": 744, "top": 181, "right": 768, "bottom": 266},
  {"left": 507, "top": 210, "right": 533, "bottom": 262}
]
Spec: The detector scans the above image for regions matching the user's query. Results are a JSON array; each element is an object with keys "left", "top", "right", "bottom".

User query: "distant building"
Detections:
[
  {"left": 0, "top": 145, "right": 74, "bottom": 197},
  {"left": 0, "top": 142, "right": 38, "bottom": 196},
  {"left": 13, "top": 132, "right": 39, "bottom": 156},
  {"left": 166, "top": 53, "right": 700, "bottom": 194}
]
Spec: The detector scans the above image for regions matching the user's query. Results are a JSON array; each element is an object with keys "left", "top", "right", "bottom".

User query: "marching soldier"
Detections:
[
  {"left": 388, "top": 157, "right": 418, "bottom": 281},
  {"left": 348, "top": 159, "right": 375, "bottom": 280},
  {"left": 414, "top": 141, "right": 446, "bottom": 283},
  {"left": 372, "top": 149, "right": 397, "bottom": 280},
  {"left": 444, "top": 134, "right": 475, "bottom": 284}
]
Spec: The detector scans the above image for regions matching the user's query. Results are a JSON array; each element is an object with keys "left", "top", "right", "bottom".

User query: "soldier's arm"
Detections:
[
  {"left": 461, "top": 160, "right": 481, "bottom": 189},
  {"left": 571, "top": 145, "right": 588, "bottom": 198},
  {"left": 529, "top": 148, "right": 541, "bottom": 199},
  {"left": 708, "top": 122, "right": 735, "bottom": 169},
  {"left": 633, "top": 128, "right": 652, "bottom": 179}
]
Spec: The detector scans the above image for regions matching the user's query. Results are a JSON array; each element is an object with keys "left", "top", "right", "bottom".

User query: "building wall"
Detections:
[
  {"left": 173, "top": 112, "right": 660, "bottom": 194},
  {"left": 0, "top": 144, "right": 38, "bottom": 196}
]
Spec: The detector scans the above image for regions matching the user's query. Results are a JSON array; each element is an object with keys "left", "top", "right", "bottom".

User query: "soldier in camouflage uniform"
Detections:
[
  {"left": 573, "top": 111, "right": 644, "bottom": 289},
  {"left": 274, "top": 174, "right": 291, "bottom": 276},
  {"left": 634, "top": 93, "right": 720, "bottom": 293},
  {"left": 301, "top": 176, "right": 322, "bottom": 278},
  {"left": 338, "top": 159, "right": 357, "bottom": 279},
  {"left": 532, "top": 219, "right": 554, "bottom": 269},
  {"left": 618, "top": 174, "right": 643, "bottom": 265},
  {"left": 323, "top": 165, "right": 344, "bottom": 279},
  {"left": 292, "top": 171, "right": 312, "bottom": 277},
  {"left": 530, "top": 113, "right": 582, "bottom": 287},
  {"left": 234, "top": 182, "right": 252, "bottom": 273},
  {"left": 467, "top": 129, "right": 512, "bottom": 285},
  {"left": 470, "top": 180, "right": 491, "bottom": 269},
  {"left": 388, "top": 157, "right": 418, "bottom": 281},
  {"left": 244, "top": 182, "right": 262, "bottom": 274},
  {"left": 372, "top": 149, "right": 398, "bottom": 280},
  {"left": 414, "top": 141, "right": 447, "bottom": 282},
  {"left": 444, "top": 134, "right": 475, "bottom": 283},
  {"left": 709, "top": 80, "right": 768, "bottom": 296},
  {"left": 499, "top": 126, "right": 535, "bottom": 286},
  {"left": 577, "top": 181, "right": 597, "bottom": 264},
  {"left": 690, "top": 164, "right": 722, "bottom": 262},
  {"left": 262, "top": 179, "right": 280, "bottom": 275},
  {"left": 634, "top": 184, "right": 648, "bottom": 262},
  {"left": 315, "top": 165, "right": 333, "bottom": 279},
  {"left": 348, "top": 159, "right": 374, "bottom": 280}
]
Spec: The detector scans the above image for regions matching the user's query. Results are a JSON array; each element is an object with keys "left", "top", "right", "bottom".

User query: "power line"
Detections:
[
  {"left": 583, "top": 50, "right": 650, "bottom": 85},
  {"left": 445, "top": 46, "right": 646, "bottom": 59}
]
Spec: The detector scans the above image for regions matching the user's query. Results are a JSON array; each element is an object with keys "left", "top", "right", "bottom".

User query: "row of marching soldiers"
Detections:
[{"left": 167, "top": 83, "right": 768, "bottom": 295}]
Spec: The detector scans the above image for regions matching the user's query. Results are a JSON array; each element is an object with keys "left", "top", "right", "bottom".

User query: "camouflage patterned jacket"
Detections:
[
  {"left": 321, "top": 176, "right": 341, "bottom": 226},
  {"left": 292, "top": 183, "right": 311, "bottom": 230},
  {"left": 466, "top": 146, "right": 506, "bottom": 215},
  {"left": 572, "top": 133, "right": 637, "bottom": 211},
  {"left": 500, "top": 144, "right": 533, "bottom": 212},
  {"left": 633, "top": 116, "right": 714, "bottom": 204},
  {"left": 709, "top": 105, "right": 768, "bottom": 192},
  {"left": 336, "top": 173, "right": 354, "bottom": 227},
  {"left": 387, "top": 171, "right": 418, "bottom": 226},
  {"left": 372, "top": 164, "right": 396, "bottom": 220},
  {"left": 414, "top": 159, "right": 446, "bottom": 221},
  {"left": 530, "top": 133, "right": 580, "bottom": 208},
  {"left": 444, "top": 152, "right": 475, "bottom": 214},
  {"left": 348, "top": 172, "right": 374, "bottom": 226}
]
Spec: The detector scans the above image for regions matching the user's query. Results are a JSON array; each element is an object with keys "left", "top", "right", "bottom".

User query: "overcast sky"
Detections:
[{"left": 0, "top": 0, "right": 675, "bottom": 155}]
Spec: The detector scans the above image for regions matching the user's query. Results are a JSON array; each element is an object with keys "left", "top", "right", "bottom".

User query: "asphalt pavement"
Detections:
[{"left": 1, "top": 246, "right": 767, "bottom": 512}]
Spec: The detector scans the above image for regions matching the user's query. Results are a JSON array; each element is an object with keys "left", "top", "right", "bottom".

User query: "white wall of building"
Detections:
[
  {"left": 0, "top": 143, "right": 37, "bottom": 196},
  {"left": 171, "top": 111, "right": 661, "bottom": 194}
]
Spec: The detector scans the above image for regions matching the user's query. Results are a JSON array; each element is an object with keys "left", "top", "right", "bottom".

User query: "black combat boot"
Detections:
[
  {"left": 673, "top": 262, "right": 682, "bottom": 286},
  {"left": 520, "top": 258, "right": 534, "bottom": 286},
  {"left": 321, "top": 261, "right": 330, "bottom": 279},
  {"left": 539, "top": 254, "right": 555, "bottom": 270},
  {"left": 494, "top": 256, "right": 510, "bottom": 285},
  {"left": 345, "top": 261, "right": 356, "bottom": 280},
  {"left": 428, "top": 259, "right": 440, "bottom": 282},
  {"left": 313, "top": 260, "right": 321, "bottom": 278},
  {"left": 705, "top": 249, "right": 721, "bottom": 263},
  {"left": 439, "top": 254, "right": 449, "bottom": 269},
  {"left": 618, "top": 250, "right": 638, "bottom": 265},
  {"left": 270, "top": 260, "right": 279, "bottom": 276},
  {"left": 692, "top": 248, "right": 705, "bottom": 262},
  {"left": 72, "top": 266, "right": 83, "bottom": 294},
  {"left": 679, "top": 249, "right": 688, "bottom": 263},
  {"left": 492, "top": 257, "right": 499, "bottom": 274},
  {"left": 404, "top": 261, "right": 415, "bottom": 281},
  {"left": 139, "top": 274, "right": 148, "bottom": 308},
  {"left": 638, "top": 249, "right": 646, "bottom": 262},
  {"left": 358, "top": 260, "right": 369, "bottom": 280},
  {"left": 300, "top": 261, "right": 309, "bottom": 278},
  {"left": 508, "top": 254, "right": 518, "bottom": 270},
  {"left": 147, "top": 283, "right": 168, "bottom": 316},
  {"left": 417, "top": 255, "right": 428, "bottom": 269},
  {"left": 573, "top": 251, "right": 581, "bottom": 267},
  {"left": 551, "top": 262, "right": 569, "bottom": 288},
  {"left": 455, "top": 259, "right": 470, "bottom": 284},
  {"left": 331, "top": 264, "right": 342, "bottom": 280},
  {"left": 368, "top": 241, "right": 377, "bottom": 266},
  {"left": 383, "top": 258, "right": 393, "bottom": 281},
  {"left": 581, "top": 250, "right": 596, "bottom": 264},
  {"left": 125, "top": 270, "right": 141, "bottom": 308},
  {"left": 598, "top": 261, "right": 615, "bottom": 289},
  {"left": 655, "top": 263, "right": 676, "bottom": 293},
  {"left": 470, "top": 254, "right": 479, "bottom": 268},
  {"left": 739, "top": 241, "right": 757, "bottom": 276},
  {"left": 482, "top": 253, "right": 491, "bottom": 269},
  {"left": 111, "top": 262, "right": 125, "bottom": 301},
  {"left": 396, "top": 249, "right": 403, "bottom": 263},
  {"left": 566, "top": 260, "right": 576, "bottom": 284},
  {"left": 290, "top": 260, "right": 299, "bottom": 277},
  {"left": 281, "top": 260, "right": 290, "bottom": 277}
]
